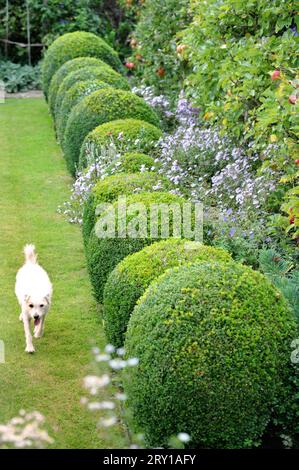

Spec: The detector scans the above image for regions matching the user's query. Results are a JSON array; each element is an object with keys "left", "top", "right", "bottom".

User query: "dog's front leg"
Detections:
[
  {"left": 34, "top": 317, "right": 45, "bottom": 339},
  {"left": 23, "top": 316, "right": 35, "bottom": 353}
]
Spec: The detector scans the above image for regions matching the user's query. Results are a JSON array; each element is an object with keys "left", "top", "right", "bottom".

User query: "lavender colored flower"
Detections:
[{"left": 132, "top": 85, "right": 174, "bottom": 121}]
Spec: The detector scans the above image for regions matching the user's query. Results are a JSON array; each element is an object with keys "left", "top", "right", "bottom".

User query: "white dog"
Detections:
[{"left": 15, "top": 244, "right": 53, "bottom": 353}]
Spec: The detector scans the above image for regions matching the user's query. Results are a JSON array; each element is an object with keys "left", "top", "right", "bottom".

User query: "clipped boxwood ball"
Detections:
[
  {"left": 82, "top": 171, "right": 172, "bottom": 246},
  {"left": 103, "top": 239, "right": 232, "bottom": 348},
  {"left": 56, "top": 80, "right": 111, "bottom": 143},
  {"left": 64, "top": 89, "right": 161, "bottom": 175},
  {"left": 79, "top": 119, "right": 162, "bottom": 169},
  {"left": 48, "top": 57, "right": 108, "bottom": 116},
  {"left": 55, "top": 65, "right": 130, "bottom": 121},
  {"left": 124, "top": 261, "right": 297, "bottom": 448},
  {"left": 105, "top": 153, "right": 158, "bottom": 176},
  {"left": 42, "top": 32, "right": 122, "bottom": 98},
  {"left": 86, "top": 192, "right": 188, "bottom": 303}
]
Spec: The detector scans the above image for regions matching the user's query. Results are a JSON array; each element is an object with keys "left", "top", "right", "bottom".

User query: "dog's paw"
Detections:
[
  {"left": 25, "top": 345, "right": 35, "bottom": 353},
  {"left": 34, "top": 332, "right": 42, "bottom": 339}
]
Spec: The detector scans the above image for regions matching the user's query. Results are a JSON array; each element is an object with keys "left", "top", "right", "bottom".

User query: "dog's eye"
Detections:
[
  {"left": 29, "top": 304, "right": 34, "bottom": 308},
  {"left": 40, "top": 304, "right": 44, "bottom": 308}
]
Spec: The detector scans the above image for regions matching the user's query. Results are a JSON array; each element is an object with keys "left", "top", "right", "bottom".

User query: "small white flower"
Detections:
[
  {"left": 84, "top": 374, "right": 110, "bottom": 392},
  {"left": 178, "top": 432, "right": 191, "bottom": 443},
  {"left": 88, "top": 401, "right": 115, "bottom": 411},
  {"left": 116, "top": 347, "right": 125, "bottom": 356},
  {"left": 105, "top": 344, "right": 115, "bottom": 354},
  {"left": 291, "top": 339, "right": 299, "bottom": 349},
  {"left": 115, "top": 392, "right": 127, "bottom": 401},
  {"left": 95, "top": 354, "right": 110, "bottom": 362},
  {"left": 99, "top": 416, "right": 118, "bottom": 427},
  {"left": 109, "top": 359, "right": 127, "bottom": 370},
  {"left": 127, "top": 357, "right": 139, "bottom": 367}
]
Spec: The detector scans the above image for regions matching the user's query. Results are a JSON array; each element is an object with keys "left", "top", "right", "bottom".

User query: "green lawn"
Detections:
[{"left": 0, "top": 98, "right": 127, "bottom": 448}]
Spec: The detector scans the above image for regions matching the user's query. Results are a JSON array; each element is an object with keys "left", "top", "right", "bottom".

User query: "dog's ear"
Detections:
[
  {"left": 44, "top": 294, "right": 51, "bottom": 305},
  {"left": 24, "top": 294, "right": 30, "bottom": 303}
]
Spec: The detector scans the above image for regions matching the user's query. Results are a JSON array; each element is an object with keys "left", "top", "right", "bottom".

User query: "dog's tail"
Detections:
[{"left": 24, "top": 244, "right": 37, "bottom": 264}]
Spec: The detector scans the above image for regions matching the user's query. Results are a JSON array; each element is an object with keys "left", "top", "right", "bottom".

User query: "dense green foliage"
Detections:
[
  {"left": 103, "top": 239, "right": 232, "bottom": 347},
  {"left": 85, "top": 191, "right": 188, "bottom": 302},
  {"left": 79, "top": 118, "right": 162, "bottom": 169},
  {"left": 259, "top": 248, "right": 299, "bottom": 320},
  {"left": 124, "top": 261, "right": 297, "bottom": 447},
  {"left": 0, "top": 60, "right": 41, "bottom": 92},
  {"left": 82, "top": 172, "right": 172, "bottom": 246},
  {"left": 41, "top": 31, "right": 123, "bottom": 97},
  {"left": 54, "top": 65, "right": 130, "bottom": 119},
  {"left": 183, "top": 0, "right": 299, "bottom": 167},
  {"left": 63, "top": 88, "right": 160, "bottom": 175},
  {"left": 56, "top": 80, "right": 111, "bottom": 143},
  {"left": 0, "top": 0, "right": 136, "bottom": 64},
  {"left": 48, "top": 57, "right": 110, "bottom": 116},
  {"left": 127, "top": 0, "right": 191, "bottom": 95},
  {"left": 105, "top": 152, "right": 157, "bottom": 175}
]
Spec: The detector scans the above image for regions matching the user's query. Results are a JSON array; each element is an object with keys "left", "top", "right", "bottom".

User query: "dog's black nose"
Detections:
[{"left": 33, "top": 315, "right": 39, "bottom": 320}]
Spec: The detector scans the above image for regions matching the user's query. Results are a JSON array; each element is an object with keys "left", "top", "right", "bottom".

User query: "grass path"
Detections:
[{"left": 0, "top": 99, "right": 126, "bottom": 448}]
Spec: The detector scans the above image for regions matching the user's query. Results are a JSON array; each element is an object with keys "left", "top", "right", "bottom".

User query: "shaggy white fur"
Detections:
[{"left": 15, "top": 245, "right": 53, "bottom": 353}]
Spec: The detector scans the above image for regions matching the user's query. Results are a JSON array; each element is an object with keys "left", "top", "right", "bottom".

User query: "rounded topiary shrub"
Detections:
[
  {"left": 82, "top": 171, "right": 171, "bottom": 246},
  {"left": 105, "top": 153, "right": 158, "bottom": 176},
  {"left": 56, "top": 80, "right": 111, "bottom": 143},
  {"left": 125, "top": 262, "right": 295, "bottom": 448},
  {"left": 86, "top": 192, "right": 189, "bottom": 303},
  {"left": 79, "top": 118, "right": 162, "bottom": 169},
  {"left": 64, "top": 89, "right": 161, "bottom": 175},
  {"left": 42, "top": 32, "right": 123, "bottom": 98},
  {"left": 54, "top": 65, "right": 130, "bottom": 121},
  {"left": 48, "top": 57, "right": 108, "bottom": 116},
  {"left": 124, "top": 261, "right": 297, "bottom": 448},
  {"left": 103, "top": 239, "right": 232, "bottom": 348}
]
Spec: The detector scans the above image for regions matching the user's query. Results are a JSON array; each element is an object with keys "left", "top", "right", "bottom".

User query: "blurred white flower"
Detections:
[
  {"left": 95, "top": 354, "right": 111, "bottom": 362},
  {"left": 105, "top": 344, "right": 115, "bottom": 354},
  {"left": 127, "top": 358, "right": 139, "bottom": 367},
  {"left": 99, "top": 416, "right": 118, "bottom": 428},
  {"left": 0, "top": 411, "right": 53, "bottom": 449},
  {"left": 177, "top": 432, "right": 191, "bottom": 443}
]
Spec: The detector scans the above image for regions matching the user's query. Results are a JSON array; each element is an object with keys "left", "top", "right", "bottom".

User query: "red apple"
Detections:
[
  {"left": 271, "top": 70, "right": 280, "bottom": 80},
  {"left": 295, "top": 159, "right": 299, "bottom": 165},
  {"left": 289, "top": 94, "right": 297, "bottom": 104},
  {"left": 157, "top": 67, "right": 165, "bottom": 78},
  {"left": 125, "top": 62, "right": 135, "bottom": 70}
]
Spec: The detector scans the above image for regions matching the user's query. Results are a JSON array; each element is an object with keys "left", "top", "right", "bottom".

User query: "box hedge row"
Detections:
[
  {"left": 63, "top": 89, "right": 161, "bottom": 176},
  {"left": 79, "top": 118, "right": 162, "bottom": 170},
  {"left": 82, "top": 171, "right": 172, "bottom": 246}
]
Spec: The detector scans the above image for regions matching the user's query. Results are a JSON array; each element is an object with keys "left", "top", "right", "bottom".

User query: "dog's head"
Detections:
[{"left": 24, "top": 294, "right": 51, "bottom": 326}]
